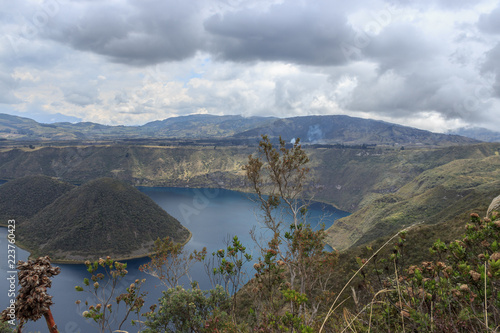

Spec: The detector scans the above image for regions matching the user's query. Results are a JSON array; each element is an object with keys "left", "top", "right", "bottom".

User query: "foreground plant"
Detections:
[
  {"left": 139, "top": 236, "right": 203, "bottom": 289},
  {"left": 335, "top": 209, "right": 500, "bottom": 332},
  {"left": 75, "top": 257, "right": 146, "bottom": 333},
  {"left": 0, "top": 256, "right": 60, "bottom": 333},
  {"left": 143, "top": 283, "right": 235, "bottom": 332},
  {"left": 244, "top": 136, "right": 338, "bottom": 330}
]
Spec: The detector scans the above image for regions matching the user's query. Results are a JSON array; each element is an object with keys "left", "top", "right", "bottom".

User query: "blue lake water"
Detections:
[{"left": 0, "top": 186, "right": 349, "bottom": 332}]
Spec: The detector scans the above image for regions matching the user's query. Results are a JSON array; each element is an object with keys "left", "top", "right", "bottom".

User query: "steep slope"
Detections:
[
  {"left": 0, "top": 175, "right": 75, "bottom": 224},
  {"left": 0, "top": 143, "right": 499, "bottom": 213},
  {"left": 17, "top": 178, "right": 190, "bottom": 262},
  {"left": 326, "top": 153, "right": 500, "bottom": 250},
  {"left": 235, "top": 115, "right": 478, "bottom": 146}
]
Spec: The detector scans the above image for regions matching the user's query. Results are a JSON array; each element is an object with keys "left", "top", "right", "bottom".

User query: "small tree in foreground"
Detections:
[
  {"left": 75, "top": 257, "right": 147, "bottom": 333},
  {"left": 0, "top": 256, "right": 60, "bottom": 333},
  {"left": 143, "top": 283, "right": 235, "bottom": 333},
  {"left": 244, "top": 136, "right": 338, "bottom": 330},
  {"left": 139, "top": 236, "right": 202, "bottom": 289}
]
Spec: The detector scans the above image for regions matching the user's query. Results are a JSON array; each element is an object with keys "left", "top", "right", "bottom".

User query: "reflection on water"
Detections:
[{"left": 0, "top": 186, "right": 348, "bottom": 332}]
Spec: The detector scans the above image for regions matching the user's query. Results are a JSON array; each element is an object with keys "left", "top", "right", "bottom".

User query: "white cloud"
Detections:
[{"left": 0, "top": 0, "right": 499, "bottom": 131}]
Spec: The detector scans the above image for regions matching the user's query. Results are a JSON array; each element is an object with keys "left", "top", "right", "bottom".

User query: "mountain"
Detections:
[
  {"left": 0, "top": 113, "right": 275, "bottom": 141},
  {"left": 0, "top": 113, "right": 478, "bottom": 146},
  {"left": 448, "top": 127, "right": 500, "bottom": 142},
  {"left": 1, "top": 142, "right": 498, "bottom": 256},
  {"left": 1, "top": 143, "right": 499, "bottom": 214},
  {"left": 234, "top": 115, "right": 478, "bottom": 146},
  {"left": 326, "top": 153, "right": 500, "bottom": 250},
  {"left": 0, "top": 175, "right": 75, "bottom": 224},
  {"left": 141, "top": 114, "right": 276, "bottom": 138},
  {"left": 17, "top": 178, "right": 190, "bottom": 262}
]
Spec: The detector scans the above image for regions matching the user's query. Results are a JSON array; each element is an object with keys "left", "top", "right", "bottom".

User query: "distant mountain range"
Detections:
[
  {"left": 0, "top": 113, "right": 479, "bottom": 146},
  {"left": 448, "top": 127, "right": 500, "bottom": 142}
]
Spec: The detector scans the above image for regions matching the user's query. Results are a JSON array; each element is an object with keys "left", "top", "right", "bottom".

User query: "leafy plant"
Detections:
[
  {"left": 331, "top": 210, "right": 500, "bottom": 332},
  {"left": 143, "top": 283, "right": 234, "bottom": 333},
  {"left": 139, "top": 236, "right": 202, "bottom": 289},
  {"left": 75, "top": 257, "right": 147, "bottom": 333}
]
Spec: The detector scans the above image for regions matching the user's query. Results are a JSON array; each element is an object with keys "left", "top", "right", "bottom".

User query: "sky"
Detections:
[{"left": 1, "top": 0, "right": 499, "bottom": 133}]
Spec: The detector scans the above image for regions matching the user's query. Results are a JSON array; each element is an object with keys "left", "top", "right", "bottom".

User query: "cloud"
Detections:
[
  {"left": 42, "top": 0, "right": 206, "bottom": 66},
  {"left": 481, "top": 42, "right": 500, "bottom": 97},
  {"left": 363, "top": 23, "right": 439, "bottom": 73},
  {"left": 1, "top": 0, "right": 500, "bottom": 132},
  {"left": 204, "top": 0, "right": 355, "bottom": 66},
  {"left": 478, "top": 4, "right": 500, "bottom": 34},
  {"left": 0, "top": 71, "right": 21, "bottom": 104}
]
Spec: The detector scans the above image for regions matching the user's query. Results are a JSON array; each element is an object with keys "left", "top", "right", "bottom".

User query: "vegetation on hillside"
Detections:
[
  {"left": 327, "top": 152, "right": 500, "bottom": 250},
  {"left": 0, "top": 175, "right": 75, "bottom": 225},
  {"left": 17, "top": 178, "right": 190, "bottom": 261},
  {"left": 2, "top": 136, "right": 500, "bottom": 332}
]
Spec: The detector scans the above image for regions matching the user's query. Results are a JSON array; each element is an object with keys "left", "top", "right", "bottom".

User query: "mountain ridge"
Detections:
[{"left": 0, "top": 113, "right": 478, "bottom": 146}]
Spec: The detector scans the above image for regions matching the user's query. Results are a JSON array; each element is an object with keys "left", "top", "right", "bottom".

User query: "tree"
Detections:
[
  {"left": 244, "top": 135, "right": 338, "bottom": 330},
  {"left": 75, "top": 257, "right": 147, "bottom": 333},
  {"left": 139, "top": 236, "right": 202, "bottom": 289}
]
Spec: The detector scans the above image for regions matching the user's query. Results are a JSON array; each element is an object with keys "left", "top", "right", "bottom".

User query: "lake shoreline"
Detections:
[{"left": 0, "top": 226, "right": 193, "bottom": 265}]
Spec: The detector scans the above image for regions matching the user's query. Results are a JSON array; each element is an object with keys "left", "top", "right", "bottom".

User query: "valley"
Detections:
[
  {"left": 1, "top": 132, "right": 498, "bottom": 250},
  {"left": 1, "top": 113, "right": 500, "bottom": 332}
]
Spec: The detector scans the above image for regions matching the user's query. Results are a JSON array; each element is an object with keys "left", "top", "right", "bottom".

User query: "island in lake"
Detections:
[{"left": 0, "top": 176, "right": 190, "bottom": 262}]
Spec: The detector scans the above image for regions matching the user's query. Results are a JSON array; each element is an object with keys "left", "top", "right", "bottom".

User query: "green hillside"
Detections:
[
  {"left": 0, "top": 175, "right": 75, "bottom": 224},
  {"left": 1, "top": 143, "right": 498, "bottom": 212},
  {"left": 326, "top": 153, "right": 500, "bottom": 250},
  {"left": 2, "top": 142, "right": 499, "bottom": 254},
  {"left": 17, "top": 178, "right": 190, "bottom": 262}
]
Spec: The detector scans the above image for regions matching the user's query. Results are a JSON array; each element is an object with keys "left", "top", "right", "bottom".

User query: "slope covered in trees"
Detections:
[
  {"left": 17, "top": 177, "right": 190, "bottom": 262},
  {"left": 0, "top": 175, "right": 75, "bottom": 225}
]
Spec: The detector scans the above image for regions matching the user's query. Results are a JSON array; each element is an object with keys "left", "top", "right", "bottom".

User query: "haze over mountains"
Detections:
[
  {"left": 449, "top": 127, "right": 500, "bottom": 143},
  {"left": 0, "top": 113, "right": 483, "bottom": 146}
]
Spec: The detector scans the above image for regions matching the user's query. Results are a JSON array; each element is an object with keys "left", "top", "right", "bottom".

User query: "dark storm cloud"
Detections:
[
  {"left": 478, "top": 4, "right": 500, "bottom": 34},
  {"left": 42, "top": 0, "right": 205, "bottom": 66},
  {"left": 482, "top": 43, "right": 500, "bottom": 97},
  {"left": 204, "top": 1, "right": 355, "bottom": 66},
  {"left": 363, "top": 23, "right": 437, "bottom": 73}
]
